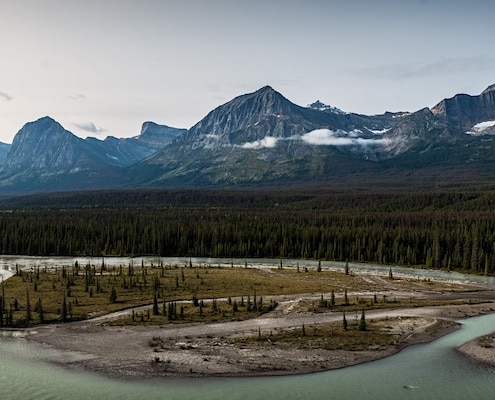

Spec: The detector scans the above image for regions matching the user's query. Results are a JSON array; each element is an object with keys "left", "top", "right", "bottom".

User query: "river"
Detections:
[{"left": 1, "top": 257, "right": 495, "bottom": 400}]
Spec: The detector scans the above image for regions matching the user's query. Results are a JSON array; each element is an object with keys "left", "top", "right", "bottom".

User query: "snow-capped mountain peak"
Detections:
[{"left": 307, "top": 100, "right": 345, "bottom": 114}]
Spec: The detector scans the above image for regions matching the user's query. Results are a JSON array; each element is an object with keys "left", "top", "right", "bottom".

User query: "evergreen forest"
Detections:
[{"left": 1, "top": 186, "right": 495, "bottom": 274}]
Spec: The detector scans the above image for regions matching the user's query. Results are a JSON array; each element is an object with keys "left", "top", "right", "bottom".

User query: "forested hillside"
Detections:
[{"left": 1, "top": 187, "right": 495, "bottom": 274}]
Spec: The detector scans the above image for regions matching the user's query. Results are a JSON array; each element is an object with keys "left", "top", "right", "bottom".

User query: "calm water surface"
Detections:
[{"left": 1, "top": 256, "right": 495, "bottom": 400}]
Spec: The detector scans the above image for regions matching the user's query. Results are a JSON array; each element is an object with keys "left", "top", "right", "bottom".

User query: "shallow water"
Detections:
[
  {"left": 2, "top": 255, "right": 495, "bottom": 286},
  {"left": 1, "top": 256, "right": 495, "bottom": 400},
  {"left": 0, "top": 314, "right": 494, "bottom": 400}
]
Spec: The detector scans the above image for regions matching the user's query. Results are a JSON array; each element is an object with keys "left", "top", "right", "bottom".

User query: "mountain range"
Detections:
[{"left": 1, "top": 84, "right": 495, "bottom": 195}]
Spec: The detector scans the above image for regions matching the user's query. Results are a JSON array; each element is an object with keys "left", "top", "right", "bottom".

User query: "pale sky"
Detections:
[{"left": 1, "top": 0, "right": 494, "bottom": 144}]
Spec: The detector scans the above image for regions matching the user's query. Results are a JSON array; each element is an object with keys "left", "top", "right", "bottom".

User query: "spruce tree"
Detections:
[
  {"left": 61, "top": 293, "right": 68, "bottom": 322},
  {"left": 109, "top": 286, "right": 117, "bottom": 303},
  {"left": 358, "top": 309, "right": 367, "bottom": 331},
  {"left": 25, "top": 289, "right": 31, "bottom": 326},
  {"left": 152, "top": 291, "right": 159, "bottom": 315},
  {"left": 37, "top": 298, "right": 44, "bottom": 323}
]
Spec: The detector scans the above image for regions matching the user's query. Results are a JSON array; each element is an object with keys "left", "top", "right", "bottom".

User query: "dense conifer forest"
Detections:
[{"left": 1, "top": 185, "right": 495, "bottom": 274}]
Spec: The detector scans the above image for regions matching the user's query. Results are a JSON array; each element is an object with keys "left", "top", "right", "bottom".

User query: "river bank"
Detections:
[
  {"left": 21, "top": 298, "right": 495, "bottom": 380},
  {"left": 2, "top": 256, "right": 493, "bottom": 379},
  {"left": 458, "top": 332, "right": 495, "bottom": 367}
]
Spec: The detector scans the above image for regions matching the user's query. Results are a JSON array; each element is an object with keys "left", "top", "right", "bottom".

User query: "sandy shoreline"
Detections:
[
  {"left": 458, "top": 332, "right": 495, "bottom": 367},
  {"left": 18, "top": 299, "right": 495, "bottom": 380},
  {"left": 2, "top": 266, "right": 493, "bottom": 379}
]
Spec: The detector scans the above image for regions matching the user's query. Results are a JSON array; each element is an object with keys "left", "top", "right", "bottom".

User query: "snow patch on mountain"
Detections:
[
  {"left": 466, "top": 120, "right": 495, "bottom": 135},
  {"left": 367, "top": 127, "right": 391, "bottom": 134},
  {"left": 307, "top": 100, "right": 345, "bottom": 114}
]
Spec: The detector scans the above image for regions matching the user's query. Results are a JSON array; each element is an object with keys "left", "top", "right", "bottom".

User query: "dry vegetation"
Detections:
[
  {"left": 8, "top": 260, "right": 494, "bottom": 378},
  {"left": 1, "top": 260, "right": 488, "bottom": 328}
]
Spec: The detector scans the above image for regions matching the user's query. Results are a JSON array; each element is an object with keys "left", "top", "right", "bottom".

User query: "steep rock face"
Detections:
[
  {"left": 0, "top": 117, "right": 123, "bottom": 192},
  {"left": 431, "top": 85, "right": 495, "bottom": 131},
  {"left": 3, "top": 83, "right": 495, "bottom": 194},
  {"left": 138, "top": 122, "right": 186, "bottom": 147},
  {"left": 0, "top": 117, "right": 186, "bottom": 193},
  {"left": 174, "top": 86, "right": 341, "bottom": 149},
  {"left": 0, "top": 142, "right": 10, "bottom": 164},
  {"left": 2, "top": 116, "right": 89, "bottom": 172},
  {"left": 131, "top": 87, "right": 401, "bottom": 186},
  {"left": 84, "top": 122, "right": 185, "bottom": 167}
]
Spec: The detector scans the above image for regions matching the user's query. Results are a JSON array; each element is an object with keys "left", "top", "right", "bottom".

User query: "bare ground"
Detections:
[
  {"left": 458, "top": 332, "right": 495, "bottom": 366},
  {"left": 22, "top": 288, "right": 495, "bottom": 379}
]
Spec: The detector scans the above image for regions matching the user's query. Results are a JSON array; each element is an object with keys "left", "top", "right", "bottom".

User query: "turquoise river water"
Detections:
[{"left": 1, "top": 256, "right": 494, "bottom": 400}]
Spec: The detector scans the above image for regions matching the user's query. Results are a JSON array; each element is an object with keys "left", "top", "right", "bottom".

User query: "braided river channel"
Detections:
[{"left": 1, "top": 256, "right": 495, "bottom": 400}]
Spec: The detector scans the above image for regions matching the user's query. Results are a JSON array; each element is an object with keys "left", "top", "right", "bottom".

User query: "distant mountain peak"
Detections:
[
  {"left": 257, "top": 85, "right": 275, "bottom": 92},
  {"left": 307, "top": 100, "right": 345, "bottom": 114},
  {"left": 15, "top": 116, "right": 72, "bottom": 141},
  {"left": 25, "top": 115, "right": 61, "bottom": 130},
  {"left": 482, "top": 84, "right": 495, "bottom": 94},
  {"left": 4, "top": 83, "right": 495, "bottom": 194},
  {"left": 242, "top": 85, "right": 289, "bottom": 102},
  {"left": 183, "top": 85, "right": 299, "bottom": 141}
]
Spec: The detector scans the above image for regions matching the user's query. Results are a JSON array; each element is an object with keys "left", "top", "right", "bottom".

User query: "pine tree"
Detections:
[
  {"left": 25, "top": 289, "right": 31, "bottom": 327},
  {"left": 61, "top": 293, "right": 68, "bottom": 322},
  {"left": 152, "top": 291, "right": 159, "bottom": 315},
  {"left": 109, "top": 286, "right": 117, "bottom": 303},
  {"left": 37, "top": 298, "right": 44, "bottom": 323},
  {"left": 358, "top": 309, "right": 367, "bottom": 331},
  {"left": 343, "top": 311, "right": 348, "bottom": 331}
]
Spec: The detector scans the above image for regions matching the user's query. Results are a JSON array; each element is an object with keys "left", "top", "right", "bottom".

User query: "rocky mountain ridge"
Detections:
[
  {"left": 0, "top": 117, "right": 184, "bottom": 193},
  {"left": 1, "top": 83, "right": 495, "bottom": 194}
]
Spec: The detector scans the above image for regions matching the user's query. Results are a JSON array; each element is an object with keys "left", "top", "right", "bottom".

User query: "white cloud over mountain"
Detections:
[{"left": 240, "top": 129, "right": 393, "bottom": 149}]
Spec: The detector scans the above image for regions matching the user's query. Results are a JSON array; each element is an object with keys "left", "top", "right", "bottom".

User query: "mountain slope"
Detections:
[
  {"left": 2, "top": 83, "right": 495, "bottom": 194},
  {"left": 0, "top": 142, "right": 10, "bottom": 164},
  {"left": 0, "top": 117, "right": 186, "bottom": 193},
  {"left": 431, "top": 84, "right": 495, "bottom": 132},
  {"left": 84, "top": 122, "right": 185, "bottom": 167},
  {"left": 129, "top": 86, "right": 399, "bottom": 186},
  {"left": 0, "top": 116, "right": 124, "bottom": 193}
]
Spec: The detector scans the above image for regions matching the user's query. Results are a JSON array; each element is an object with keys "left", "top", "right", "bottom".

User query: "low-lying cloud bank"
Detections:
[
  {"left": 240, "top": 136, "right": 279, "bottom": 149},
  {"left": 239, "top": 129, "right": 393, "bottom": 149}
]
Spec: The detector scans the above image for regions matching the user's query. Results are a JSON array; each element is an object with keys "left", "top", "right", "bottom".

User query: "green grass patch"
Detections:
[{"left": 0, "top": 262, "right": 481, "bottom": 328}]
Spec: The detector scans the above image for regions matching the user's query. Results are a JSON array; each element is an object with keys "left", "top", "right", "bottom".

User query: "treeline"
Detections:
[{"left": 2, "top": 187, "right": 495, "bottom": 274}]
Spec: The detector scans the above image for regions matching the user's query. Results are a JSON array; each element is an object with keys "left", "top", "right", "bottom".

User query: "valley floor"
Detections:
[{"left": 22, "top": 285, "right": 495, "bottom": 379}]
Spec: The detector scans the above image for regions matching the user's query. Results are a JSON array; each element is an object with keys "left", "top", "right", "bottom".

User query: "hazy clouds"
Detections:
[
  {"left": 1, "top": 0, "right": 494, "bottom": 143},
  {"left": 240, "top": 130, "right": 393, "bottom": 149},
  {"left": 353, "top": 56, "right": 495, "bottom": 81},
  {"left": 72, "top": 121, "right": 107, "bottom": 137},
  {"left": 0, "top": 91, "right": 13, "bottom": 101},
  {"left": 241, "top": 137, "right": 279, "bottom": 149}
]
